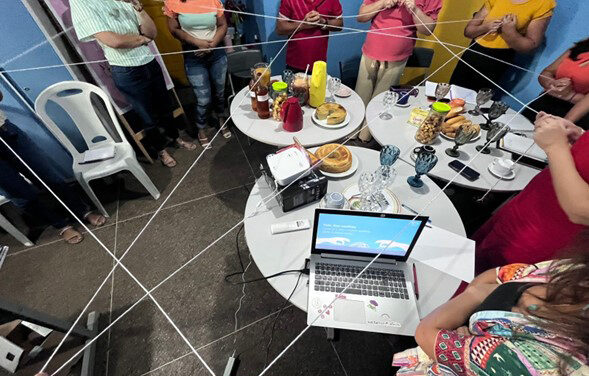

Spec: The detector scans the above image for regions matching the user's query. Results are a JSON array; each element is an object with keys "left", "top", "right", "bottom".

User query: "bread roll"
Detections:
[
  {"left": 446, "top": 115, "right": 466, "bottom": 126},
  {"left": 446, "top": 106, "right": 464, "bottom": 119}
]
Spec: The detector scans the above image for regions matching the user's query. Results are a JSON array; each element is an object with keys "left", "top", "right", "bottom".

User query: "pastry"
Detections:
[
  {"left": 314, "top": 143, "right": 353, "bottom": 173},
  {"left": 446, "top": 106, "right": 464, "bottom": 119},
  {"left": 316, "top": 103, "right": 347, "bottom": 125}
]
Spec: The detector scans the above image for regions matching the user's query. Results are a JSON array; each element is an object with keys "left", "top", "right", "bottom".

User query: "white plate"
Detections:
[
  {"left": 319, "top": 152, "right": 359, "bottom": 179},
  {"left": 440, "top": 132, "right": 481, "bottom": 142},
  {"left": 488, "top": 164, "right": 516, "bottom": 180},
  {"left": 342, "top": 185, "right": 401, "bottom": 214},
  {"left": 312, "top": 110, "right": 351, "bottom": 129},
  {"left": 335, "top": 87, "right": 352, "bottom": 98}
]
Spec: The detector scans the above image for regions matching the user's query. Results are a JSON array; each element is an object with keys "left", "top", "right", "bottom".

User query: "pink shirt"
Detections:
[
  {"left": 279, "top": 0, "right": 343, "bottom": 71},
  {"left": 362, "top": 0, "right": 442, "bottom": 62}
]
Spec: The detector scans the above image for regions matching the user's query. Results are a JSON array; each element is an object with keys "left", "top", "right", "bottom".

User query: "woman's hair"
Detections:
[
  {"left": 529, "top": 246, "right": 589, "bottom": 357},
  {"left": 569, "top": 38, "right": 589, "bottom": 61}
]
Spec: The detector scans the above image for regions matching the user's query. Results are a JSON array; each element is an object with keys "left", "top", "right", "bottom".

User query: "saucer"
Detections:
[
  {"left": 335, "top": 87, "right": 352, "bottom": 98},
  {"left": 488, "top": 164, "right": 516, "bottom": 180}
]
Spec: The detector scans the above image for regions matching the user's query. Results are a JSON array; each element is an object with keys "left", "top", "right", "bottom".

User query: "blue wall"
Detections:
[
  {"left": 245, "top": 0, "right": 369, "bottom": 77},
  {"left": 500, "top": 0, "right": 589, "bottom": 109},
  {"left": 1, "top": 0, "right": 75, "bottom": 180}
]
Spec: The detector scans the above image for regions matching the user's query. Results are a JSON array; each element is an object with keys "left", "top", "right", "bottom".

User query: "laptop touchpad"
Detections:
[{"left": 333, "top": 300, "right": 366, "bottom": 324}]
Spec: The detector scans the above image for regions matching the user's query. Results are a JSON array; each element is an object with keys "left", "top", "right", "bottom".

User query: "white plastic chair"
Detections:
[
  {"left": 0, "top": 195, "right": 34, "bottom": 247},
  {"left": 35, "top": 81, "right": 160, "bottom": 217}
]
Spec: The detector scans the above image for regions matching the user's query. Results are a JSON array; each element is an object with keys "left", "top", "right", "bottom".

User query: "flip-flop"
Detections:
[
  {"left": 85, "top": 212, "right": 106, "bottom": 227},
  {"left": 176, "top": 138, "right": 198, "bottom": 151},
  {"left": 159, "top": 151, "right": 177, "bottom": 168},
  {"left": 59, "top": 226, "right": 84, "bottom": 244}
]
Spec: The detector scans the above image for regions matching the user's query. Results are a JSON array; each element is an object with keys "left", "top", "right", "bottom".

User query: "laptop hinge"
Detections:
[{"left": 320, "top": 253, "right": 398, "bottom": 265}]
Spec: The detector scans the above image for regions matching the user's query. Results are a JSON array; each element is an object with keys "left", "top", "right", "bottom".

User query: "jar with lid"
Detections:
[
  {"left": 415, "top": 102, "right": 451, "bottom": 144},
  {"left": 271, "top": 81, "right": 288, "bottom": 121},
  {"left": 256, "top": 84, "right": 271, "bottom": 119}
]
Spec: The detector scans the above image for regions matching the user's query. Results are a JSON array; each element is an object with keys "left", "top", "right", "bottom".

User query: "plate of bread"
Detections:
[
  {"left": 440, "top": 106, "right": 481, "bottom": 142},
  {"left": 313, "top": 103, "right": 350, "bottom": 129},
  {"left": 310, "top": 143, "right": 358, "bottom": 178}
]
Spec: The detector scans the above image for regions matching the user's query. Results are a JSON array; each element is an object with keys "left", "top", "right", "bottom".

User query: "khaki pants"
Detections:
[{"left": 354, "top": 54, "right": 408, "bottom": 142}]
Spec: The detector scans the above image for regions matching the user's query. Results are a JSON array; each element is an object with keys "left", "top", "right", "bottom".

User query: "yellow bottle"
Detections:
[{"left": 309, "top": 61, "right": 327, "bottom": 108}]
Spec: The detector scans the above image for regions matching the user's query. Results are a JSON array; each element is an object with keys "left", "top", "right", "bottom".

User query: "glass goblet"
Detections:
[
  {"left": 359, "top": 172, "right": 378, "bottom": 211},
  {"left": 282, "top": 69, "right": 294, "bottom": 90},
  {"left": 476, "top": 122, "right": 510, "bottom": 154},
  {"left": 445, "top": 125, "right": 477, "bottom": 157},
  {"left": 380, "top": 91, "right": 397, "bottom": 120},
  {"left": 327, "top": 76, "right": 341, "bottom": 103},
  {"left": 435, "top": 83, "right": 451, "bottom": 103},
  {"left": 407, "top": 152, "right": 438, "bottom": 188},
  {"left": 481, "top": 100, "right": 509, "bottom": 130},
  {"left": 469, "top": 88, "right": 494, "bottom": 116}
]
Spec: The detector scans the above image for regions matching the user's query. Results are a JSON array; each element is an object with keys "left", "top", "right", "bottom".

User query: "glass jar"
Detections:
[
  {"left": 290, "top": 73, "right": 309, "bottom": 106},
  {"left": 253, "top": 62, "right": 271, "bottom": 88},
  {"left": 415, "top": 102, "right": 451, "bottom": 145},
  {"left": 272, "top": 82, "right": 288, "bottom": 121}
]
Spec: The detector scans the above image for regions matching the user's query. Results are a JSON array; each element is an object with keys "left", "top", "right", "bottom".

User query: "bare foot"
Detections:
[
  {"left": 59, "top": 226, "right": 84, "bottom": 244},
  {"left": 159, "top": 150, "right": 177, "bottom": 168},
  {"left": 85, "top": 212, "right": 106, "bottom": 227}
]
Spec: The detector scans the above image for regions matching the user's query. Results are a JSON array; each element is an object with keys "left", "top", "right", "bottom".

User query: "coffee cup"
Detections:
[
  {"left": 492, "top": 157, "right": 515, "bottom": 177},
  {"left": 390, "top": 85, "right": 419, "bottom": 106}
]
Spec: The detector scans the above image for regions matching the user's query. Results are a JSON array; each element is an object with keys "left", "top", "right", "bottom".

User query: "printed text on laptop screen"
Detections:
[{"left": 315, "top": 213, "right": 422, "bottom": 257}]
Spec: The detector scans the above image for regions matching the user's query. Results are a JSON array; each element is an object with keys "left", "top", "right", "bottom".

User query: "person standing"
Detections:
[
  {"left": 275, "top": 0, "right": 344, "bottom": 73},
  {"left": 473, "top": 113, "right": 588, "bottom": 274},
  {"left": 522, "top": 38, "right": 589, "bottom": 130},
  {"left": 450, "top": 0, "right": 555, "bottom": 93},
  {"left": 355, "top": 0, "right": 442, "bottom": 142},
  {"left": 164, "top": 0, "right": 232, "bottom": 147},
  {"left": 70, "top": 0, "right": 197, "bottom": 168}
]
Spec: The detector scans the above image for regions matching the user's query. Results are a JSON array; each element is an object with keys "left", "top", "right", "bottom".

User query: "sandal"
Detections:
[
  {"left": 84, "top": 212, "right": 106, "bottom": 227},
  {"left": 176, "top": 137, "right": 197, "bottom": 151},
  {"left": 59, "top": 226, "right": 84, "bottom": 244},
  {"left": 198, "top": 130, "right": 210, "bottom": 147},
  {"left": 219, "top": 118, "right": 232, "bottom": 139},
  {"left": 159, "top": 150, "right": 177, "bottom": 168}
]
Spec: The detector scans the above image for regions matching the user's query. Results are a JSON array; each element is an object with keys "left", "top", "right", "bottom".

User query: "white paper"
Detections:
[
  {"left": 82, "top": 145, "right": 115, "bottom": 163},
  {"left": 502, "top": 133, "right": 547, "bottom": 162},
  {"left": 425, "top": 81, "right": 478, "bottom": 104},
  {"left": 21, "top": 321, "right": 52, "bottom": 337}
]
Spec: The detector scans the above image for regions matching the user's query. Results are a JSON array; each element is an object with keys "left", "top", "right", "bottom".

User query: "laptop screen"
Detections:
[{"left": 311, "top": 209, "right": 428, "bottom": 261}]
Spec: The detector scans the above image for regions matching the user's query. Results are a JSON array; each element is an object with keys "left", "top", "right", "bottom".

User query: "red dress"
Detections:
[{"left": 473, "top": 132, "right": 589, "bottom": 274}]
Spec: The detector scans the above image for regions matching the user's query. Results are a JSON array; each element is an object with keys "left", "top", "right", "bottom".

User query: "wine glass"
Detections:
[
  {"left": 327, "top": 77, "right": 341, "bottom": 103},
  {"left": 282, "top": 69, "right": 294, "bottom": 90},
  {"left": 480, "top": 101, "right": 509, "bottom": 130},
  {"left": 435, "top": 83, "right": 451, "bottom": 103},
  {"left": 469, "top": 88, "right": 494, "bottom": 116},
  {"left": 407, "top": 152, "right": 438, "bottom": 188},
  {"left": 380, "top": 91, "right": 398, "bottom": 120},
  {"left": 476, "top": 122, "right": 510, "bottom": 154},
  {"left": 445, "top": 124, "right": 477, "bottom": 157}
]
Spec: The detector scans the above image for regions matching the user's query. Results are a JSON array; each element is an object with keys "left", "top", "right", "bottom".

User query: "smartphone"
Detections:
[{"left": 448, "top": 160, "right": 480, "bottom": 181}]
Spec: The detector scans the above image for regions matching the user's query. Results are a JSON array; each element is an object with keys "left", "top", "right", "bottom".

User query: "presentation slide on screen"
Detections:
[{"left": 315, "top": 214, "right": 422, "bottom": 256}]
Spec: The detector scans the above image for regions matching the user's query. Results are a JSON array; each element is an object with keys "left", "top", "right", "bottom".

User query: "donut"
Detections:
[{"left": 315, "top": 144, "right": 353, "bottom": 173}]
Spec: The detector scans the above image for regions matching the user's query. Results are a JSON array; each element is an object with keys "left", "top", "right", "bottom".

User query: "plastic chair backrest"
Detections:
[
  {"left": 406, "top": 47, "right": 434, "bottom": 69},
  {"left": 35, "top": 81, "right": 125, "bottom": 160},
  {"left": 227, "top": 49, "right": 263, "bottom": 75}
]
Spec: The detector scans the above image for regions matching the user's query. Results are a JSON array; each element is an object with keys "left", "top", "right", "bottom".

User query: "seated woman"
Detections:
[
  {"left": 355, "top": 0, "right": 442, "bottom": 142},
  {"left": 450, "top": 0, "right": 555, "bottom": 93},
  {"left": 522, "top": 38, "right": 589, "bottom": 130},
  {"left": 393, "top": 256, "right": 589, "bottom": 375},
  {"left": 164, "top": 0, "right": 231, "bottom": 147},
  {"left": 0, "top": 116, "right": 105, "bottom": 245},
  {"left": 473, "top": 113, "right": 588, "bottom": 274}
]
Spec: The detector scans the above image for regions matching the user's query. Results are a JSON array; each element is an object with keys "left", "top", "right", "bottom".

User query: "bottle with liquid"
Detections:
[
  {"left": 249, "top": 77, "right": 258, "bottom": 112},
  {"left": 256, "top": 84, "right": 271, "bottom": 119}
]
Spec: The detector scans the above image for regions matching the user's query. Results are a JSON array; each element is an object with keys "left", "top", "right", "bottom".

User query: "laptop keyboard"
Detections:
[{"left": 314, "top": 263, "right": 410, "bottom": 300}]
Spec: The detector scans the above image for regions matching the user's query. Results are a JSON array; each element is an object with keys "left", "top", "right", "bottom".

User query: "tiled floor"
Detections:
[{"left": 0, "top": 132, "right": 442, "bottom": 376}]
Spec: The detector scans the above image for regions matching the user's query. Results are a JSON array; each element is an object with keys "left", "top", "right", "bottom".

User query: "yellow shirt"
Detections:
[{"left": 477, "top": 0, "right": 556, "bottom": 49}]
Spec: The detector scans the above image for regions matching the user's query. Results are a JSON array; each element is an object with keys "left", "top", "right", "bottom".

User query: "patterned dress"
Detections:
[{"left": 393, "top": 261, "right": 589, "bottom": 376}]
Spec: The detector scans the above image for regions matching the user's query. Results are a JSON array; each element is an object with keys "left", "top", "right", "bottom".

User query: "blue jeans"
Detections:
[
  {"left": 111, "top": 59, "right": 178, "bottom": 152},
  {"left": 184, "top": 49, "right": 227, "bottom": 129}
]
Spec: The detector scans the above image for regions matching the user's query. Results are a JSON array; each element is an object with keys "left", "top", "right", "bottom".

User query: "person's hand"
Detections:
[
  {"left": 401, "top": 0, "right": 417, "bottom": 12},
  {"left": 536, "top": 112, "right": 584, "bottom": 143},
  {"left": 116, "top": 0, "right": 143, "bottom": 12},
  {"left": 304, "top": 10, "right": 321, "bottom": 25},
  {"left": 502, "top": 14, "right": 517, "bottom": 30},
  {"left": 484, "top": 19, "right": 503, "bottom": 34},
  {"left": 455, "top": 326, "right": 471, "bottom": 336},
  {"left": 194, "top": 41, "right": 212, "bottom": 57},
  {"left": 548, "top": 78, "right": 575, "bottom": 101},
  {"left": 534, "top": 115, "right": 570, "bottom": 152},
  {"left": 381, "top": 0, "right": 396, "bottom": 9}
]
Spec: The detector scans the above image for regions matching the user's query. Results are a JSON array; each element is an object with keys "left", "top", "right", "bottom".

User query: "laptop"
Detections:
[{"left": 307, "top": 209, "right": 428, "bottom": 336}]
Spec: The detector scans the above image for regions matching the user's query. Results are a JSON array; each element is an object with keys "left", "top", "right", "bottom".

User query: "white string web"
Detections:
[{"left": 0, "top": 3, "right": 558, "bottom": 375}]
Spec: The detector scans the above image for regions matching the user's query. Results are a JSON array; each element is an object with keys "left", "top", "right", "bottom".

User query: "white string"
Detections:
[
  {"left": 44, "top": 20, "right": 495, "bottom": 375},
  {"left": 46, "top": 19, "right": 305, "bottom": 376}
]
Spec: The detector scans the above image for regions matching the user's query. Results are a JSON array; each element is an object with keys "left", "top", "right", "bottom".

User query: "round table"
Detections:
[
  {"left": 230, "top": 78, "right": 365, "bottom": 147},
  {"left": 367, "top": 91, "right": 542, "bottom": 192},
  {"left": 244, "top": 146, "right": 473, "bottom": 320}
]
